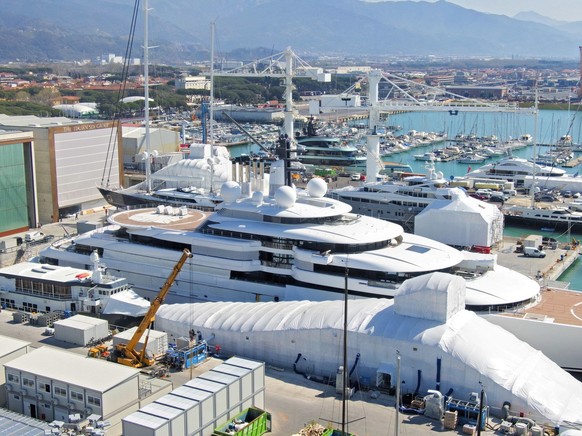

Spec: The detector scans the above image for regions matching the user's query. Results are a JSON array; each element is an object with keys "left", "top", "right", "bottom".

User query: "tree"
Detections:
[{"left": 33, "top": 88, "right": 61, "bottom": 106}]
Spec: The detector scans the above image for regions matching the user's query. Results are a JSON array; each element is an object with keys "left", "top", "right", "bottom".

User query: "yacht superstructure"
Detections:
[{"left": 39, "top": 176, "right": 538, "bottom": 312}]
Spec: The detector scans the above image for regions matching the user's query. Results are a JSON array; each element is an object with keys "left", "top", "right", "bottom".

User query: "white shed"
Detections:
[
  {"left": 113, "top": 327, "right": 168, "bottom": 357},
  {"left": 139, "top": 402, "right": 186, "bottom": 436},
  {"left": 123, "top": 410, "right": 170, "bottom": 436},
  {"left": 415, "top": 195, "right": 504, "bottom": 247},
  {"left": 53, "top": 314, "right": 109, "bottom": 346},
  {"left": 155, "top": 394, "right": 200, "bottom": 436}
]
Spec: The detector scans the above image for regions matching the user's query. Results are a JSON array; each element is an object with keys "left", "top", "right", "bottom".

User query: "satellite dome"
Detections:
[
  {"left": 275, "top": 185, "right": 296, "bottom": 208},
  {"left": 221, "top": 181, "right": 242, "bottom": 203},
  {"left": 251, "top": 191, "right": 264, "bottom": 205},
  {"left": 306, "top": 177, "right": 327, "bottom": 198}
]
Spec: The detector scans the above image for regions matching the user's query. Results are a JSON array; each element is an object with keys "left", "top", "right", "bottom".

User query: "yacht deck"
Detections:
[
  {"left": 500, "top": 287, "right": 582, "bottom": 326},
  {"left": 108, "top": 207, "right": 210, "bottom": 231}
]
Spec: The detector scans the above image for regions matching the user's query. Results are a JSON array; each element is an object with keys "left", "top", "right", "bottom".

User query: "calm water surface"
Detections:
[{"left": 231, "top": 109, "right": 582, "bottom": 290}]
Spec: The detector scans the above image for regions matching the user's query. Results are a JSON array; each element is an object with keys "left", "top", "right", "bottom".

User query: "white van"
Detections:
[
  {"left": 523, "top": 246, "right": 546, "bottom": 258},
  {"left": 25, "top": 231, "right": 46, "bottom": 242}
]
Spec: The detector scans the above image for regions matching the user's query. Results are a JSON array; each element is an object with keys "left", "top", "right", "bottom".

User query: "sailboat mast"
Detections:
[
  {"left": 530, "top": 81, "right": 539, "bottom": 207},
  {"left": 209, "top": 21, "right": 215, "bottom": 146},
  {"left": 342, "top": 267, "right": 348, "bottom": 435},
  {"left": 144, "top": 0, "right": 152, "bottom": 193},
  {"left": 209, "top": 21, "right": 216, "bottom": 193}
]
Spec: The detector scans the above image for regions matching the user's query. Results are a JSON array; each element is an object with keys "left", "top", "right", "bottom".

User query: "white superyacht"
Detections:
[{"left": 39, "top": 162, "right": 538, "bottom": 312}]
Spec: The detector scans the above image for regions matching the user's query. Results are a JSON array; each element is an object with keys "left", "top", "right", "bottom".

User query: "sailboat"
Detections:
[{"left": 97, "top": 9, "right": 228, "bottom": 211}]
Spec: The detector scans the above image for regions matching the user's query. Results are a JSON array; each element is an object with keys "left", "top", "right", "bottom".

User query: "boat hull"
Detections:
[
  {"left": 98, "top": 187, "right": 151, "bottom": 209},
  {"left": 503, "top": 213, "right": 582, "bottom": 232}
]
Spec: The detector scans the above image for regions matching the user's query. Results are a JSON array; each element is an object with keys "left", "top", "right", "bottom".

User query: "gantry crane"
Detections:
[{"left": 115, "top": 248, "right": 193, "bottom": 368}]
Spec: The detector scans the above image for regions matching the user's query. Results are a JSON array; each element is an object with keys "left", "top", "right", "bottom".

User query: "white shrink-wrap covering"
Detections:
[
  {"left": 156, "top": 273, "right": 582, "bottom": 426},
  {"left": 101, "top": 289, "right": 150, "bottom": 316},
  {"left": 415, "top": 196, "right": 504, "bottom": 247},
  {"left": 394, "top": 272, "right": 465, "bottom": 322}
]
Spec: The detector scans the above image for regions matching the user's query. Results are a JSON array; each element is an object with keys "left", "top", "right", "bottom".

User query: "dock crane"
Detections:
[{"left": 115, "top": 248, "right": 193, "bottom": 368}]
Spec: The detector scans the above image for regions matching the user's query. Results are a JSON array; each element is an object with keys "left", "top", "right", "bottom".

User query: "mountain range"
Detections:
[{"left": 1, "top": 0, "right": 581, "bottom": 64}]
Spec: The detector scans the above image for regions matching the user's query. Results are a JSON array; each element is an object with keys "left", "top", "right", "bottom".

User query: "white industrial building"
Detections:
[
  {"left": 123, "top": 357, "right": 265, "bottom": 436},
  {"left": 174, "top": 75, "right": 210, "bottom": 91},
  {"left": 4, "top": 347, "right": 140, "bottom": 425},
  {"left": 213, "top": 105, "right": 284, "bottom": 124},
  {"left": 121, "top": 125, "right": 180, "bottom": 171},
  {"left": 310, "top": 94, "right": 362, "bottom": 115},
  {"left": 53, "top": 314, "right": 109, "bottom": 347},
  {"left": 0, "top": 335, "right": 30, "bottom": 407}
]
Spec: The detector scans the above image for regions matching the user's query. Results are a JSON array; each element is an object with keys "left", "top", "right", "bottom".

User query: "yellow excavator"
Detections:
[{"left": 115, "top": 248, "right": 193, "bottom": 368}]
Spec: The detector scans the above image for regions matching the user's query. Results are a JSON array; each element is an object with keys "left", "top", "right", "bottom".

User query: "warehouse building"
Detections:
[
  {"left": 0, "top": 130, "right": 35, "bottom": 237},
  {"left": 0, "top": 115, "right": 123, "bottom": 224}
]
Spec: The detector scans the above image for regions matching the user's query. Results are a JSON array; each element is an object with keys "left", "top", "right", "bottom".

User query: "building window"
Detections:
[
  {"left": 87, "top": 396, "right": 101, "bottom": 407},
  {"left": 7, "top": 374, "right": 19, "bottom": 383},
  {"left": 22, "top": 378, "right": 34, "bottom": 388},
  {"left": 71, "top": 391, "right": 83, "bottom": 402},
  {"left": 41, "top": 383, "right": 51, "bottom": 393},
  {"left": 54, "top": 387, "right": 66, "bottom": 397}
]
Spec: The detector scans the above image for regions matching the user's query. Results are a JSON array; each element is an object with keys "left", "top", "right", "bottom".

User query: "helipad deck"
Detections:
[{"left": 108, "top": 207, "right": 210, "bottom": 231}]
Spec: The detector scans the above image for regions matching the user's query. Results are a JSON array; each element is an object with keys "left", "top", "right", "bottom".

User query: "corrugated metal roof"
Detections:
[
  {"left": 0, "top": 408, "right": 51, "bottom": 435},
  {"left": 4, "top": 347, "right": 138, "bottom": 392}
]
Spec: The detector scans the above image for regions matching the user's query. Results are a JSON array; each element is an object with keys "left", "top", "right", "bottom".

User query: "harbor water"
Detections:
[{"left": 230, "top": 109, "right": 582, "bottom": 290}]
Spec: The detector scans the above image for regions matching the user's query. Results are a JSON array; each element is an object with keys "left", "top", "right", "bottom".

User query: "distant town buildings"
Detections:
[{"left": 174, "top": 75, "right": 210, "bottom": 91}]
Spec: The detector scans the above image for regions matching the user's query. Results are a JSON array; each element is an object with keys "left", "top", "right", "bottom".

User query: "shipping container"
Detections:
[
  {"left": 123, "top": 411, "right": 170, "bottom": 436},
  {"left": 156, "top": 394, "right": 200, "bottom": 436},
  {"left": 140, "top": 402, "right": 186, "bottom": 436}
]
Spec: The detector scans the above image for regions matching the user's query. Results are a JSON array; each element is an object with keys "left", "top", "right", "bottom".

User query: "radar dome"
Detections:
[
  {"left": 221, "top": 181, "right": 242, "bottom": 203},
  {"left": 275, "top": 185, "right": 296, "bottom": 208},
  {"left": 306, "top": 177, "right": 327, "bottom": 198},
  {"left": 251, "top": 191, "right": 264, "bottom": 205}
]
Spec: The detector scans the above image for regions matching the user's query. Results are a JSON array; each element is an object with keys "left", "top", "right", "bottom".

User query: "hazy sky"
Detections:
[{"left": 372, "top": 0, "right": 582, "bottom": 22}]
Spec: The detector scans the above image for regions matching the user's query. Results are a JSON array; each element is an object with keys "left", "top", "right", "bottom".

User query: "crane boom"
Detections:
[{"left": 116, "top": 248, "right": 193, "bottom": 367}]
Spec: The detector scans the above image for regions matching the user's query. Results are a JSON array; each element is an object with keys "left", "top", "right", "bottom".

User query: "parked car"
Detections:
[
  {"left": 350, "top": 173, "right": 361, "bottom": 181},
  {"left": 488, "top": 195, "right": 505, "bottom": 203},
  {"left": 469, "top": 193, "right": 488, "bottom": 201},
  {"left": 535, "top": 194, "right": 557, "bottom": 202}
]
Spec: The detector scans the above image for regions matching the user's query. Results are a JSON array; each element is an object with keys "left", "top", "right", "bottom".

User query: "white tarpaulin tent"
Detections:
[
  {"left": 156, "top": 272, "right": 582, "bottom": 426},
  {"left": 101, "top": 289, "right": 150, "bottom": 316},
  {"left": 126, "top": 143, "right": 232, "bottom": 194},
  {"left": 415, "top": 195, "right": 504, "bottom": 247}
]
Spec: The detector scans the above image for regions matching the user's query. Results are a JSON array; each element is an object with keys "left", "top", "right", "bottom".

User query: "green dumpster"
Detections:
[{"left": 214, "top": 407, "right": 272, "bottom": 436}]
